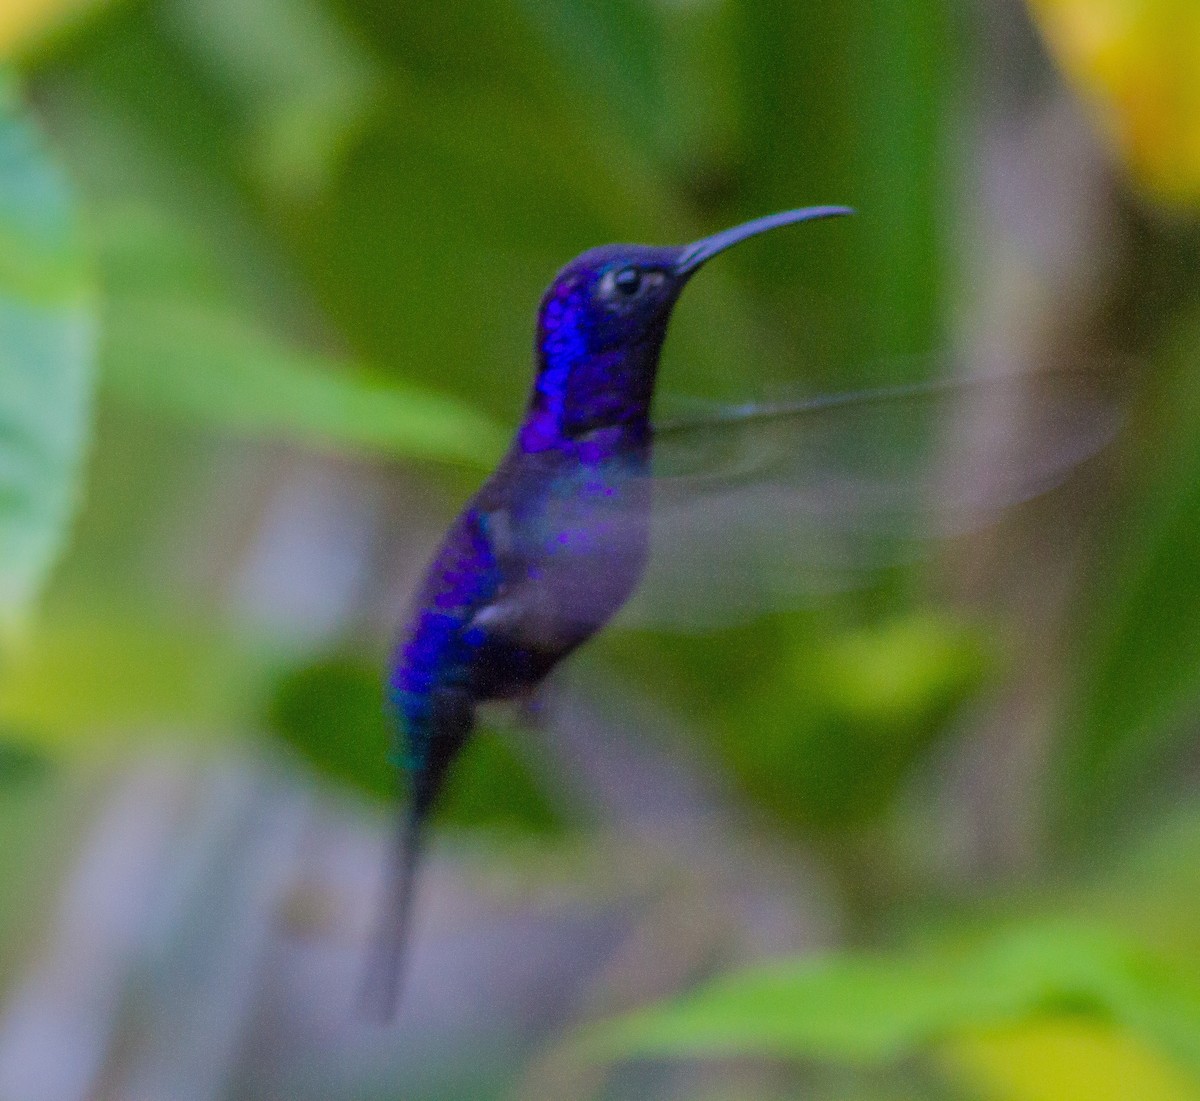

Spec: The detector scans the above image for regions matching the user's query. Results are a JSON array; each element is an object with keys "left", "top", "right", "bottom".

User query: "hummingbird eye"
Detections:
[
  {"left": 613, "top": 267, "right": 642, "bottom": 296},
  {"left": 600, "top": 266, "right": 666, "bottom": 306}
]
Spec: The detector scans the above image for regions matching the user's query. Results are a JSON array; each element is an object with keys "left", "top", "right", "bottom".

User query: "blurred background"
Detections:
[{"left": 1, "top": 0, "right": 1199, "bottom": 1098}]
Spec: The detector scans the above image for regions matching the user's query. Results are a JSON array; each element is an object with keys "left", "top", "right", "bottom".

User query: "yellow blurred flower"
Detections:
[
  {"left": 1028, "top": 0, "right": 1200, "bottom": 205},
  {"left": 943, "top": 1017, "right": 1200, "bottom": 1101},
  {"left": 0, "top": 0, "right": 103, "bottom": 59}
]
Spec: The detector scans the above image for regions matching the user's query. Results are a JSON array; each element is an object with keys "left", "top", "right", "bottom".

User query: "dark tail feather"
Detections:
[
  {"left": 360, "top": 688, "right": 473, "bottom": 1019},
  {"left": 359, "top": 784, "right": 431, "bottom": 1020}
]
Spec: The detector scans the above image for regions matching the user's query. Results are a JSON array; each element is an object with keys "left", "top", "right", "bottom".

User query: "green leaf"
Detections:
[
  {"left": 103, "top": 296, "right": 505, "bottom": 466},
  {"left": 93, "top": 207, "right": 505, "bottom": 466},
  {"left": 585, "top": 920, "right": 1200, "bottom": 1075},
  {"left": 26, "top": 39, "right": 507, "bottom": 469},
  {"left": 0, "top": 73, "right": 95, "bottom": 635}
]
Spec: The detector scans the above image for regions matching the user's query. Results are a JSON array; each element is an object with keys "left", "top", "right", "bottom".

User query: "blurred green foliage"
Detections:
[
  {"left": 0, "top": 69, "right": 93, "bottom": 637},
  {"left": 588, "top": 814, "right": 1200, "bottom": 1101},
  {"left": 604, "top": 610, "right": 990, "bottom": 833},
  {"left": 0, "top": 0, "right": 1199, "bottom": 1098},
  {"left": 590, "top": 919, "right": 1200, "bottom": 1068},
  {"left": 1055, "top": 309, "right": 1200, "bottom": 837},
  {"left": 269, "top": 655, "right": 564, "bottom": 833}
]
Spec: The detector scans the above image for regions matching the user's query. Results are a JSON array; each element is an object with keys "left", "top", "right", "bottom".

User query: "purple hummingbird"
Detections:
[
  {"left": 363, "top": 208, "right": 852, "bottom": 1014},
  {"left": 363, "top": 207, "right": 1113, "bottom": 1015}
]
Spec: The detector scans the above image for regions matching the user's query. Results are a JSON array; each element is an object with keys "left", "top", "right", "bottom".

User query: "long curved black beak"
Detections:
[{"left": 674, "top": 205, "right": 854, "bottom": 277}]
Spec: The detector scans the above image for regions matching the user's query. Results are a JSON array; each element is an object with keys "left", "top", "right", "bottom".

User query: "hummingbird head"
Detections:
[{"left": 524, "top": 206, "right": 854, "bottom": 447}]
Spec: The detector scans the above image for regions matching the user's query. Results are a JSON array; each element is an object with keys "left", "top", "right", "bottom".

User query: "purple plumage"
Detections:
[{"left": 364, "top": 208, "right": 854, "bottom": 1016}]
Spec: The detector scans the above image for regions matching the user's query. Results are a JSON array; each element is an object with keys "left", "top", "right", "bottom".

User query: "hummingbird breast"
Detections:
[
  {"left": 476, "top": 423, "right": 653, "bottom": 686},
  {"left": 390, "top": 423, "right": 652, "bottom": 751}
]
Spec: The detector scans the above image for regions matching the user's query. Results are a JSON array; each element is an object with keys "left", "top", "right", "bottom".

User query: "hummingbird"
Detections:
[{"left": 363, "top": 207, "right": 854, "bottom": 1016}]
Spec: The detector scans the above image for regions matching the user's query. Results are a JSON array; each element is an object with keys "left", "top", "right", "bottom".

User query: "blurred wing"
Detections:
[{"left": 615, "top": 372, "right": 1120, "bottom": 629}]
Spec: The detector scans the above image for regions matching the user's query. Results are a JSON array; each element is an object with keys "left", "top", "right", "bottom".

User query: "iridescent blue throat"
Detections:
[{"left": 520, "top": 268, "right": 669, "bottom": 452}]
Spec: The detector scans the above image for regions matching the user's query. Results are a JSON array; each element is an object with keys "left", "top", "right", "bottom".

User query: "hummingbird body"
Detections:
[
  {"left": 368, "top": 211, "right": 852, "bottom": 1015},
  {"left": 390, "top": 420, "right": 652, "bottom": 778}
]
